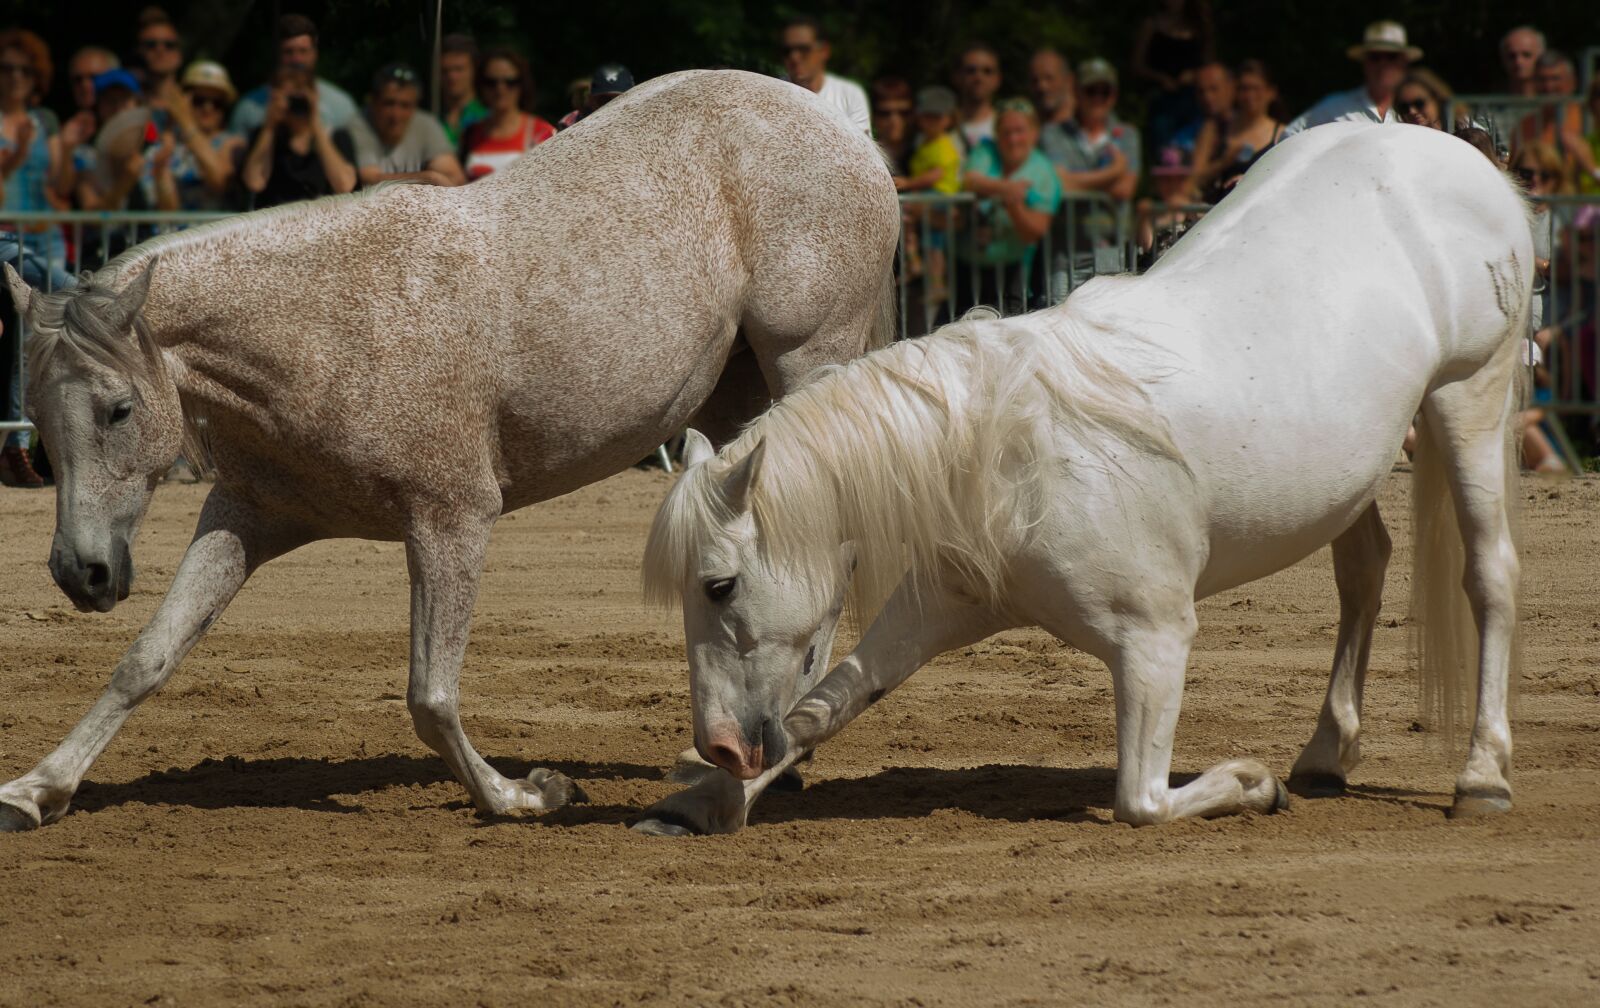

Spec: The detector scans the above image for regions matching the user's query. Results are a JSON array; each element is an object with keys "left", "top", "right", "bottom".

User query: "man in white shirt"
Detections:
[
  {"left": 1283, "top": 21, "right": 1419, "bottom": 137},
  {"left": 780, "top": 16, "right": 870, "bottom": 136}
]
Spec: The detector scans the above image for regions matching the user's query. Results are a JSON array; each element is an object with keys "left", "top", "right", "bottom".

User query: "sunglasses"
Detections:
[
  {"left": 1515, "top": 168, "right": 1558, "bottom": 185},
  {"left": 482, "top": 75, "right": 520, "bottom": 89},
  {"left": 0, "top": 62, "right": 34, "bottom": 76},
  {"left": 141, "top": 38, "right": 180, "bottom": 51},
  {"left": 383, "top": 67, "right": 419, "bottom": 83},
  {"left": 961, "top": 64, "right": 997, "bottom": 76},
  {"left": 781, "top": 43, "right": 816, "bottom": 57},
  {"left": 875, "top": 107, "right": 910, "bottom": 118},
  {"left": 1396, "top": 99, "right": 1429, "bottom": 114},
  {"left": 1084, "top": 83, "right": 1114, "bottom": 98},
  {"left": 188, "top": 92, "right": 226, "bottom": 110}
]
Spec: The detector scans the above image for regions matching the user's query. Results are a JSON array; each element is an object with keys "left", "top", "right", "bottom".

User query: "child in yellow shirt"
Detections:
[{"left": 901, "top": 87, "right": 961, "bottom": 305}]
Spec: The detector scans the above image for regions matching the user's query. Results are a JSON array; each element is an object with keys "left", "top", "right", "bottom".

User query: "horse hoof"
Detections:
[
  {"left": 0, "top": 800, "right": 40, "bottom": 832},
  {"left": 1270, "top": 778, "right": 1292, "bottom": 813},
  {"left": 1448, "top": 790, "right": 1511, "bottom": 819},
  {"left": 1287, "top": 772, "right": 1346, "bottom": 798},
  {"left": 526, "top": 768, "right": 586, "bottom": 808},
  {"left": 770, "top": 765, "right": 805, "bottom": 792},
  {"left": 630, "top": 811, "right": 704, "bottom": 838}
]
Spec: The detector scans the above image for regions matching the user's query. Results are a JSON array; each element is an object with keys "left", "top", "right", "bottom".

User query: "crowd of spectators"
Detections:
[{"left": 0, "top": 7, "right": 1597, "bottom": 484}]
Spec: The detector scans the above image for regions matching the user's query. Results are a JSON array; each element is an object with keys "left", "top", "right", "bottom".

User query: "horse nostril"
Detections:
[
  {"left": 705, "top": 741, "right": 745, "bottom": 772},
  {"left": 85, "top": 562, "right": 111, "bottom": 589}
]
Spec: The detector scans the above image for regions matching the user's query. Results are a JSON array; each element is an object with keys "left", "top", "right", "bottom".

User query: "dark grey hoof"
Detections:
[
  {"left": 1287, "top": 772, "right": 1347, "bottom": 798},
  {"left": 0, "top": 801, "right": 40, "bottom": 832},
  {"left": 629, "top": 810, "right": 704, "bottom": 837},
  {"left": 527, "top": 768, "right": 587, "bottom": 808},
  {"left": 1448, "top": 789, "right": 1511, "bottom": 819},
  {"left": 770, "top": 765, "right": 805, "bottom": 792},
  {"left": 1270, "top": 778, "right": 1292, "bottom": 813}
]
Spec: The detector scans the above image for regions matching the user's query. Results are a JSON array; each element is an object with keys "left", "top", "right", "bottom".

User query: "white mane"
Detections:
[{"left": 643, "top": 285, "right": 1186, "bottom": 618}]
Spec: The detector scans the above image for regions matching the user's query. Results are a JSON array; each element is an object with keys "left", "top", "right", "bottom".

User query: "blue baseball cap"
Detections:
[{"left": 93, "top": 68, "right": 142, "bottom": 96}]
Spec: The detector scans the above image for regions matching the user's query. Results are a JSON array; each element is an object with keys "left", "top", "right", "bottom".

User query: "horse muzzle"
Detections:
[
  {"left": 50, "top": 535, "right": 133, "bottom": 613},
  {"left": 698, "top": 714, "right": 787, "bottom": 781}
]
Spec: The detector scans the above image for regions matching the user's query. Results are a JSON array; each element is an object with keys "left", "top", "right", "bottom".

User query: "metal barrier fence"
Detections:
[
  {"left": 3, "top": 194, "right": 1598, "bottom": 437},
  {"left": 894, "top": 191, "right": 1130, "bottom": 339}
]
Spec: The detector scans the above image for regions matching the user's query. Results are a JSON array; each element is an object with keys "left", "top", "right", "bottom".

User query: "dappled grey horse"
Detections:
[{"left": 0, "top": 69, "right": 899, "bottom": 831}]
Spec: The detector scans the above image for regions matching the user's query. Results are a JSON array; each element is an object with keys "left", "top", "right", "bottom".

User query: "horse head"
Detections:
[
  {"left": 645, "top": 429, "right": 851, "bottom": 781},
  {"left": 4, "top": 260, "right": 184, "bottom": 613}
]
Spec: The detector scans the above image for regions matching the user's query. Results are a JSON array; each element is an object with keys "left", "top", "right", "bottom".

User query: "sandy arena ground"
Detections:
[{"left": 1, "top": 470, "right": 1597, "bottom": 1006}]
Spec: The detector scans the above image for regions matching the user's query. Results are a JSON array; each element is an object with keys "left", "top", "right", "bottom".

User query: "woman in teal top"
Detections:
[{"left": 958, "top": 97, "right": 1063, "bottom": 314}]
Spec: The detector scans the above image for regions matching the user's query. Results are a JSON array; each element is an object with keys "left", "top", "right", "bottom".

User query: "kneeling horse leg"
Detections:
[{"left": 634, "top": 582, "right": 1005, "bottom": 836}]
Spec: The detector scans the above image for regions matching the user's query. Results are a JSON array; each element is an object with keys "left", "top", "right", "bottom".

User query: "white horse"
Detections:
[
  {"left": 633, "top": 123, "right": 1530, "bottom": 836},
  {"left": 0, "top": 70, "right": 899, "bottom": 832}
]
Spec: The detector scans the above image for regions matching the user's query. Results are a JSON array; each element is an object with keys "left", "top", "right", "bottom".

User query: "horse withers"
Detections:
[
  {"left": 0, "top": 69, "right": 900, "bottom": 832},
  {"left": 636, "top": 123, "right": 1531, "bottom": 836}
]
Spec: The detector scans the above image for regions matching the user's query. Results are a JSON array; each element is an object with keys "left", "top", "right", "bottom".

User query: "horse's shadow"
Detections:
[
  {"left": 72, "top": 756, "right": 1437, "bottom": 827},
  {"left": 71, "top": 754, "right": 666, "bottom": 818}
]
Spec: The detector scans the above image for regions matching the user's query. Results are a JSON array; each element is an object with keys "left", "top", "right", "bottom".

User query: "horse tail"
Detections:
[
  {"left": 1409, "top": 411, "right": 1476, "bottom": 747},
  {"left": 1411, "top": 297, "right": 1528, "bottom": 748},
  {"left": 866, "top": 259, "right": 898, "bottom": 352}
]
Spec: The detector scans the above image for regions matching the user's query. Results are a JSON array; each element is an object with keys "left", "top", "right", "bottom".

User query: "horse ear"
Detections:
[
  {"left": 720, "top": 438, "right": 766, "bottom": 513},
  {"left": 2, "top": 264, "right": 30, "bottom": 318},
  {"left": 110, "top": 259, "right": 158, "bottom": 332},
  {"left": 682, "top": 428, "right": 716, "bottom": 468}
]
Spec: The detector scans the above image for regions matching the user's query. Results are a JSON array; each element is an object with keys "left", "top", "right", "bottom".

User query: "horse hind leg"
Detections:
[
  {"left": 1098, "top": 606, "right": 1289, "bottom": 825},
  {"left": 1414, "top": 372, "right": 1520, "bottom": 818},
  {"left": 1289, "top": 502, "right": 1392, "bottom": 797},
  {"left": 404, "top": 511, "right": 583, "bottom": 816}
]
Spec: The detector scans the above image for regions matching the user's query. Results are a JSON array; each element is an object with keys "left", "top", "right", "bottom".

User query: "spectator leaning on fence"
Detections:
[
  {"left": 1499, "top": 26, "right": 1545, "bottom": 99},
  {"left": 241, "top": 65, "right": 356, "bottom": 208},
  {"left": 462, "top": 48, "right": 554, "bottom": 181},
  {"left": 1191, "top": 59, "right": 1282, "bottom": 202},
  {"left": 342, "top": 64, "right": 464, "bottom": 188},
  {"left": 1028, "top": 49, "right": 1075, "bottom": 129},
  {"left": 779, "top": 16, "right": 869, "bottom": 136},
  {"left": 232, "top": 14, "right": 358, "bottom": 135},
  {"left": 1039, "top": 58, "right": 1140, "bottom": 203},
  {"left": 151, "top": 61, "right": 243, "bottom": 211},
  {"left": 952, "top": 43, "right": 1002, "bottom": 153},
  {"left": 438, "top": 33, "right": 486, "bottom": 148},
  {"left": 960, "top": 97, "right": 1063, "bottom": 311},
  {"left": 1283, "top": 20, "right": 1418, "bottom": 136}
]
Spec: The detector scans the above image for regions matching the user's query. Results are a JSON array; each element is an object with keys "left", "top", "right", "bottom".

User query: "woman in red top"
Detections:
[{"left": 462, "top": 48, "right": 554, "bottom": 181}]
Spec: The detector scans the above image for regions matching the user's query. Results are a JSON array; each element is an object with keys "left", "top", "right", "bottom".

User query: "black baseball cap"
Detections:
[{"left": 590, "top": 63, "right": 634, "bottom": 96}]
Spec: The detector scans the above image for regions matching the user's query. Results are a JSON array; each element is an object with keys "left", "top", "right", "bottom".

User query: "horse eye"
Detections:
[
  {"left": 704, "top": 577, "right": 737, "bottom": 601},
  {"left": 108, "top": 401, "right": 135, "bottom": 426}
]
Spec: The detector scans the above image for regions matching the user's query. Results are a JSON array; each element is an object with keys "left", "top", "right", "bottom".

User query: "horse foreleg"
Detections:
[
  {"left": 633, "top": 581, "right": 1006, "bottom": 836},
  {"left": 1107, "top": 609, "right": 1289, "bottom": 826},
  {"left": 1289, "top": 502, "right": 1391, "bottom": 796},
  {"left": 403, "top": 516, "right": 581, "bottom": 816},
  {"left": 0, "top": 492, "right": 283, "bottom": 831}
]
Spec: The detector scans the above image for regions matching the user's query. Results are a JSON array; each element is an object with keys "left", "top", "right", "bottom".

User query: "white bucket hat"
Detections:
[{"left": 1347, "top": 20, "right": 1423, "bottom": 62}]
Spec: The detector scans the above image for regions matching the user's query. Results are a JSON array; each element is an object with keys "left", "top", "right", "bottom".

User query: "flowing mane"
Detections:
[{"left": 643, "top": 283, "right": 1187, "bottom": 618}]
